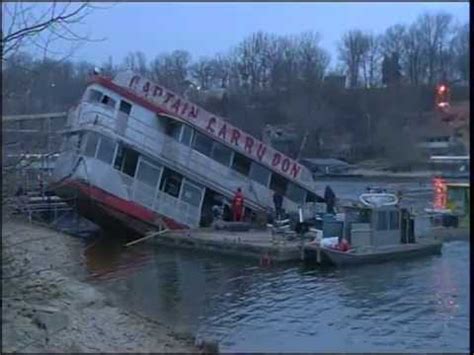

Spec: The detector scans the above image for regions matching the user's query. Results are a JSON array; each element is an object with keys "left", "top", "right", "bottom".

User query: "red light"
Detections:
[{"left": 438, "top": 85, "right": 446, "bottom": 93}]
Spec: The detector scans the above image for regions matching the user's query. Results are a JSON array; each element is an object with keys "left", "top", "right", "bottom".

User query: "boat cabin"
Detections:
[{"left": 333, "top": 205, "right": 416, "bottom": 249}]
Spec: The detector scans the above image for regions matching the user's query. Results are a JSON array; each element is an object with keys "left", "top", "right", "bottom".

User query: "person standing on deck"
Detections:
[
  {"left": 232, "top": 188, "right": 244, "bottom": 222},
  {"left": 324, "top": 185, "right": 336, "bottom": 214},
  {"left": 273, "top": 191, "right": 283, "bottom": 220}
]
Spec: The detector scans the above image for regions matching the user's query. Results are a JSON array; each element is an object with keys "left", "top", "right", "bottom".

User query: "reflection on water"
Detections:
[
  {"left": 79, "top": 180, "right": 468, "bottom": 352},
  {"left": 82, "top": 240, "right": 469, "bottom": 352}
]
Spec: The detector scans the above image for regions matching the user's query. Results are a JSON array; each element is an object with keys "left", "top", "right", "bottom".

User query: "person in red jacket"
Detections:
[{"left": 232, "top": 188, "right": 244, "bottom": 222}]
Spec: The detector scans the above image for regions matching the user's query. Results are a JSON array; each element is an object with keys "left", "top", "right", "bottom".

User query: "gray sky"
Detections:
[{"left": 68, "top": 2, "right": 469, "bottom": 67}]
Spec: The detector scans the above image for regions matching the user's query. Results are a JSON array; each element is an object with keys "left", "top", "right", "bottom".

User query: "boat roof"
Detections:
[{"left": 86, "top": 71, "right": 315, "bottom": 189}]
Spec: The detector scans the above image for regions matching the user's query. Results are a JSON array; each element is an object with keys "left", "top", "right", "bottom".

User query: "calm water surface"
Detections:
[{"left": 80, "top": 180, "right": 469, "bottom": 352}]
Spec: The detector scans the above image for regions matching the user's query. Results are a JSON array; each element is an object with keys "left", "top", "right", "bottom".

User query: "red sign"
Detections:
[{"left": 113, "top": 72, "right": 304, "bottom": 181}]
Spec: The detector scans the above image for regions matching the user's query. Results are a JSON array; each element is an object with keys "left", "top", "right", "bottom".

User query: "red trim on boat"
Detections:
[{"left": 59, "top": 179, "right": 189, "bottom": 230}]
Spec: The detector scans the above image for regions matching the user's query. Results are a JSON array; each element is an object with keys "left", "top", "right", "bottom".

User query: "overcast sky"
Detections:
[{"left": 61, "top": 2, "right": 470, "bottom": 67}]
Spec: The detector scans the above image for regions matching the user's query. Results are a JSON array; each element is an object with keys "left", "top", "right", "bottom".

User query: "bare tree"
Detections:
[
  {"left": 417, "top": 12, "right": 454, "bottom": 85},
  {"left": 338, "top": 30, "right": 370, "bottom": 88},
  {"left": 402, "top": 23, "right": 425, "bottom": 86},
  {"left": 380, "top": 24, "right": 406, "bottom": 58},
  {"left": 190, "top": 57, "right": 214, "bottom": 90},
  {"left": 1, "top": 1, "right": 106, "bottom": 61},
  {"left": 150, "top": 50, "right": 192, "bottom": 94},
  {"left": 122, "top": 50, "right": 148, "bottom": 76},
  {"left": 361, "top": 33, "right": 382, "bottom": 88}
]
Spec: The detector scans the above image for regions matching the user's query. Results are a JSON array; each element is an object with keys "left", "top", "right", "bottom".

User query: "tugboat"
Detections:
[{"left": 305, "top": 192, "right": 443, "bottom": 266}]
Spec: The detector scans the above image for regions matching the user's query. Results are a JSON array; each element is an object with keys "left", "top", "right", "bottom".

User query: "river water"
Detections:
[{"left": 80, "top": 179, "right": 469, "bottom": 353}]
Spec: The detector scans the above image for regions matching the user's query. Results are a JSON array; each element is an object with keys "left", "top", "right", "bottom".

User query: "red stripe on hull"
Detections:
[{"left": 54, "top": 179, "right": 189, "bottom": 233}]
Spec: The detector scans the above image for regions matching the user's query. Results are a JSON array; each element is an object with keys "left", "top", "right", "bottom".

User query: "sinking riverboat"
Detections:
[
  {"left": 50, "top": 71, "right": 323, "bottom": 235},
  {"left": 306, "top": 194, "right": 443, "bottom": 266}
]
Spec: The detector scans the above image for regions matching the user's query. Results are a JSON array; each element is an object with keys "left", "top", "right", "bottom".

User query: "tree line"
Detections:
[{"left": 2, "top": 11, "right": 469, "bottom": 166}]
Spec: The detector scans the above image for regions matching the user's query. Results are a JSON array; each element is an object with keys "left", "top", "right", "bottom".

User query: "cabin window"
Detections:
[
  {"left": 160, "top": 168, "right": 183, "bottom": 198},
  {"left": 376, "top": 211, "right": 389, "bottom": 231},
  {"left": 84, "top": 132, "right": 99, "bottom": 157},
  {"left": 180, "top": 180, "right": 203, "bottom": 207},
  {"left": 114, "top": 144, "right": 139, "bottom": 177},
  {"left": 270, "top": 173, "right": 288, "bottom": 195},
  {"left": 88, "top": 89, "right": 102, "bottom": 103},
  {"left": 389, "top": 211, "right": 399, "bottom": 230},
  {"left": 165, "top": 118, "right": 182, "bottom": 141},
  {"left": 193, "top": 131, "right": 213, "bottom": 156},
  {"left": 96, "top": 136, "right": 116, "bottom": 165},
  {"left": 249, "top": 162, "right": 271, "bottom": 186},
  {"left": 136, "top": 158, "right": 162, "bottom": 188},
  {"left": 359, "top": 209, "right": 371, "bottom": 223},
  {"left": 180, "top": 125, "right": 194, "bottom": 146},
  {"left": 232, "top": 152, "right": 251, "bottom": 176},
  {"left": 100, "top": 95, "right": 116, "bottom": 109},
  {"left": 286, "top": 183, "right": 306, "bottom": 204},
  {"left": 211, "top": 141, "right": 233, "bottom": 166},
  {"left": 119, "top": 100, "right": 132, "bottom": 115}
]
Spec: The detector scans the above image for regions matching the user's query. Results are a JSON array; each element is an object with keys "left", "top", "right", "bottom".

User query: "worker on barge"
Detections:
[{"left": 232, "top": 188, "right": 244, "bottom": 222}]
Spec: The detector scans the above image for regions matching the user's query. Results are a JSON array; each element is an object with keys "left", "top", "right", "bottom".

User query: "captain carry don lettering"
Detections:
[{"left": 115, "top": 72, "right": 303, "bottom": 181}]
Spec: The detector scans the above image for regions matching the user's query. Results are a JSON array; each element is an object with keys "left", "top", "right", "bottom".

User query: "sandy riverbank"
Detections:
[{"left": 2, "top": 214, "right": 198, "bottom": 353}]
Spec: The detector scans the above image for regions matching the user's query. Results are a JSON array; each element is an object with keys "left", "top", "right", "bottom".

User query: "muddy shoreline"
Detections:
[{"left": 2, "top": 215, "right": 198, "bottom": 353}]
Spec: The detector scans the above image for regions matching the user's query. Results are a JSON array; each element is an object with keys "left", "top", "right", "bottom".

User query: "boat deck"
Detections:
[{"left": 152, "top": 228, "right": 306, "bottom": 263}]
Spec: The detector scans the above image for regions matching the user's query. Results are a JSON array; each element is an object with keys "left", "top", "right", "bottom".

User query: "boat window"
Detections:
[
  {"left": 136, "top": 159, "right": 162, "bottom": 188},
  {"left": 96, "top": 135, "right": 116, "bottom": 165},
  {"left": 165, "top": 118, "right": 182, "bottom": 141},
  {"left": 286, "top": 183, "right": 306, "bottom": 204},
  {"left": 249, "top": 162, "right": 271, "bottom": 186},
  {"left": 160, "top": 168, "right": 183, "bottom": 198},
  {"left": 232, "top": 152, "right": 251, "bottom": 176},
  {"left": 180, "top": 125, "right": 194, "bottom": 146},
  {"left": 119, "top": 100, "right": 132, "bottom": 115},
  {"left": 211, "top": 141, "right": 233, "bottom": 166},
  {"left": 100, "top": 95, "right": 116, "bottom": 109},
  {"left": 389, "top": 210, "right": 399, "bottom": 230},
  {"left": 180, "top": 180, "right": 203, "bottom": 207},
  {"left": 359, "top": 209, "right": 371, "bottom": 223},
  {"left": 376, "top": 211, "right": 388, "bottom": 231},
  {"left": 84, "top": 132, "right": 99, "bottom": 157},
  {"left": 87, "top": 89, "right": 102, "bottom": 103},
  {"left": 193, "top": 131, "right": 213, "bottom": 156},
  {"left": 113, "top": 144, "right": 139, "bottom": 177},
  {"left": 270, "top": 173, "right": 288, "bottom": 195}
]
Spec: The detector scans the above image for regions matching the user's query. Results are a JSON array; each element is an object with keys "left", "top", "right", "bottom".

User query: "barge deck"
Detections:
[{"left": 149, "top": 229, "right": 306, "bottom": 263}]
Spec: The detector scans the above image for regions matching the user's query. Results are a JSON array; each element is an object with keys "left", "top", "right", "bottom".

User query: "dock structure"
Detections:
[{"left": 2, "top": 112, "right": 74, "bottom": 223}]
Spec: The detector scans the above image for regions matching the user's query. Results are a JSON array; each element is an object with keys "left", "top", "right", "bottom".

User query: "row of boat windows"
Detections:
[
  {"left": 162, "top": 116, "right": 320, "bottom": 204},
  {"left": 88, "top": 89, "right": 133, "bottom": 116},
  {"left": 73, "top": 131, "right": 204, "bottom": 207},
  {"left": 84, "top": 87, "right": 319, "bottom": 204}
]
